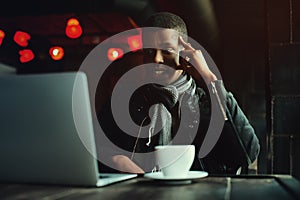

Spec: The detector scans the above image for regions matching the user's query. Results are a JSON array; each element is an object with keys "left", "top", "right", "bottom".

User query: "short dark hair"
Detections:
[{"left": 143, "top": 12, "right": 188, "bottom": 41}]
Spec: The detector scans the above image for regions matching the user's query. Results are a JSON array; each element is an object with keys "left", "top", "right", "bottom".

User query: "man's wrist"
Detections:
[{"left": 203, "top": 72, "right": 218, "bottom": 83}]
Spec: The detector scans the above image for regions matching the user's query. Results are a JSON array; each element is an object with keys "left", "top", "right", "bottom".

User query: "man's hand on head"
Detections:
[{"left": 178, "top": 36, "right": 217, "bottom": 83}]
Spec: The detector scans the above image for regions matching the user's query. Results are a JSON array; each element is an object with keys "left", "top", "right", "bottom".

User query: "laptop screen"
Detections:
[{"left": 0, "top": 72, "right": 102, "bottom": 186}]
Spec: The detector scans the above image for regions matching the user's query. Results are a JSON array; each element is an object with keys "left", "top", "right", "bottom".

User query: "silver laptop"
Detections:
[{"left": 0, "top": 71, "right": 137, "bottom": 187}]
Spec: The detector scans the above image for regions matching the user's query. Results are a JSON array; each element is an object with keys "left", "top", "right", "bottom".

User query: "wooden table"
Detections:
[{"left": 1, "top": 175, "right": 300, "bottom": 200}]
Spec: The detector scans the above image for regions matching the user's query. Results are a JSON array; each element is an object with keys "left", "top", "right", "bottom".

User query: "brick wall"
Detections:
[
  {"left": 213, "top": 0, "right": 300, "bottom": 178},
  {"left": 267, "top": 0, "right": 300, "bottom": 179}
]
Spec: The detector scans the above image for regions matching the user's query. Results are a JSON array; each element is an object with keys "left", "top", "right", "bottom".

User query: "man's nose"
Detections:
[{"left": 154, "top": 49, "right": 164, "bottom": 63}]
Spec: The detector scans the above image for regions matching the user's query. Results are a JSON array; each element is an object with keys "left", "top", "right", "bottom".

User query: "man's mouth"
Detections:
[
  {"left": 154, "top": 69, "right": 165, "bottom": 74},
  {"left": 154, "top": 65, "right": 169, "bottom": 74}
]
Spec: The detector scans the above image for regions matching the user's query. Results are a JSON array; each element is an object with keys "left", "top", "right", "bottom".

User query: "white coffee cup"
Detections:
[{"left": 154, "top": 145, "right": 195, "bottom": 178}]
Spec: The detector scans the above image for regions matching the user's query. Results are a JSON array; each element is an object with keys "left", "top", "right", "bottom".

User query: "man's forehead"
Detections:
[
  {"left": 142, "top": 29, "right": 179, "bottom": 46},
  {"left": 143, "top": 29, "right": 179, "bottom": 37}
]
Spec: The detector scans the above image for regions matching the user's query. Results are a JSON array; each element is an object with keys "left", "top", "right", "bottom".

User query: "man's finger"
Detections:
[{"left": 179, "top": 36, "right": 195, "bottom": 50}]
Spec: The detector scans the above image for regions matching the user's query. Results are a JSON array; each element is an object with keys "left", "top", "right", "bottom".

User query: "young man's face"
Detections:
[{"left": 142, "top": 29, "right": 183, "bottom": 85}]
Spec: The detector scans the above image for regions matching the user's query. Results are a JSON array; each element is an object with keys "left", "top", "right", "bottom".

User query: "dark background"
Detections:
[{"left": 0, "top": 0, "right": 299, "bottom": 179}]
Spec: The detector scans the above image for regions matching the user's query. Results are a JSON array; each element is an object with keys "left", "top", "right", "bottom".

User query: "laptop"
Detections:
[{"left": 0, "top": 71, "right": 137, "bottom": 187}]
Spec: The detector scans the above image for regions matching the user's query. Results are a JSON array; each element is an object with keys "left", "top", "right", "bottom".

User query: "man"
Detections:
[{"left": 98, "top": 12, "right": 260, "bottom": 174}]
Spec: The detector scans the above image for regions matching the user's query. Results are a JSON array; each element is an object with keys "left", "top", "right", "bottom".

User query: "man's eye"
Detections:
[
  {"left": 167, "top": 48, "right": 175, "bottom": 53},
  {"left": 144, "top": 49, "right": 155, "bottom": 55},
  {"left": 162, "top": 48, "right": 176, "bottom": 56}
]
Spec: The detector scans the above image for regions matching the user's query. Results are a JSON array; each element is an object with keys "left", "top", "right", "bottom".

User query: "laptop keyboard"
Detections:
[{"left": 99, "top": 175, "right": 109, "bottom": 178}]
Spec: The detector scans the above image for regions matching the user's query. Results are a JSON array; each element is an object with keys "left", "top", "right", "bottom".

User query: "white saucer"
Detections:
[{"left": 144, "top": 171, "right": 208, "bottom": 181}]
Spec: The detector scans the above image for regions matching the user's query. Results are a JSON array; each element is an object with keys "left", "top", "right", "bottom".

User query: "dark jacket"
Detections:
[
  {"left": 192, "top": 80, "right": 260, "bottom": 174},
  {"left": 97, "top": 78, "right": 260, "bottom": 174}
]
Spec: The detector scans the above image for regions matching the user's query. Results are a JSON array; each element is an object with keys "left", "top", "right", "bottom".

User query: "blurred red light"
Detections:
[
  {"left": 65, "top": 18, "right": 83, "bottom": 39},
  {"left": 0, "top": 29, "right": 5, "bottom": 46},
  {"left": 19, "top": 49, "right": 34, "bottom": 63},
  {"left": 127, "top": 35, "right": 142, "bottom": 51},
  {"left": 67, "top": 18, "right": 80, "bottom": 26},
  {"left": 65, "top": 25, "right": 83, "bottom": 39},
  {"left": 14, "top": 31, "right": 31, "bottom": 47},
  {"left": 107, "top": 48, "right": 123, "bottom": 61},
  {"left": 49, "top": 46, "right": 64, "bottom": 61}
]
